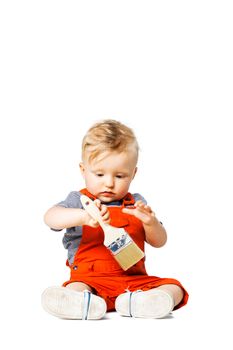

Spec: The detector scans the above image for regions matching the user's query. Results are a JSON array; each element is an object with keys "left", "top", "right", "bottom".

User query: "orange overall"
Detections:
[{"left": 63, "top": 189, "right": 189, "bottom": 311}]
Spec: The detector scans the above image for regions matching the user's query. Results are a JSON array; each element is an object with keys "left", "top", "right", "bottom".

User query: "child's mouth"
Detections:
[{"left": 100, "top": 191, "right": 115, "bottom": 197}]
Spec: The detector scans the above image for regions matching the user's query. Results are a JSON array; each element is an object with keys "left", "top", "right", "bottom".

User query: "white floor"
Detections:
[{"left": 3, "top": 293, "right": 231, "bottom": 350}]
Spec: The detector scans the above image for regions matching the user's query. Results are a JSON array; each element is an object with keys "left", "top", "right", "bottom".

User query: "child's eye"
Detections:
[
  {"left": 96, "top": 173, "right": 104, "bottom": 177},
  {"left": 116, "top": 175, "right": 123, "bottom": 179}
]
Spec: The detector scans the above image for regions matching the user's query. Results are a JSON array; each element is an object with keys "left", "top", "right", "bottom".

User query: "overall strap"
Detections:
[
  {"left": 121, "top": 193, "right": 135, "bottom": 207},
  {"left": 80, "top": 188, "right": 96, "bottom": 201}
]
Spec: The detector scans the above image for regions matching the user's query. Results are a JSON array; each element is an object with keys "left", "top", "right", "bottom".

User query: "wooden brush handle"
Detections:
[{"left": 80, "top": 195, "right": 108, "bottom": 228}]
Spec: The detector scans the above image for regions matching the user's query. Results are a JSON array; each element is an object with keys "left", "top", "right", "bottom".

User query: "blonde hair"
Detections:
[{"left": 82, "top": 119, "right": 139, "bottom": 162}]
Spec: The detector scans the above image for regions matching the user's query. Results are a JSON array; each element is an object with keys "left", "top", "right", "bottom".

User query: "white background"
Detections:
[{"left": 0, "top": 1, "right": 232, "bottom": 349}]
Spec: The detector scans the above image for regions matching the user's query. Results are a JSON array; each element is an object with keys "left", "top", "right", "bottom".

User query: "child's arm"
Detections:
[
  {"left": 122, "top": 201, "right": 167, "bottom": 247},
  {"left": 44, "top": 199, "right": 110, "bottom": 230}
]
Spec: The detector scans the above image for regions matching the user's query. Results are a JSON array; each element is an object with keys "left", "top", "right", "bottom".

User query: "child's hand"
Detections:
[
  {"left": 122, "top": 200, "right": 157, "bottom": 226},
  {"left": 84, "top": 199, "right": 110, "bottom": 228}
]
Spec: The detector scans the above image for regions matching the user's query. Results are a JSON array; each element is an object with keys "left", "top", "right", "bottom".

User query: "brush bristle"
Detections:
[{"left": 113, "top": 242, "right": 144, "bottom": 271}]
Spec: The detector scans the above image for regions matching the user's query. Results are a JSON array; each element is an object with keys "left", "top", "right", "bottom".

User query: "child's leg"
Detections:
[
  {"left": 66, "top": 281, "right": 93, "bottom": 293},
  {"left": 155, "top": 284, "right": 184, "bottom": 306}
]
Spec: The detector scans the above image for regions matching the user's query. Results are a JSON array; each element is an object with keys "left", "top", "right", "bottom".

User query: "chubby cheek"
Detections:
[
  {"left": 117, "top": 180, "right": 131, "bottom": 194},
  {"left": 85, "top": 174, "right": 100, "bottom": 192}
]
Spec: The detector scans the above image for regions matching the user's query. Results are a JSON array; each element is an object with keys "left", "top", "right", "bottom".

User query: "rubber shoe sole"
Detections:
[
  {"left": 115, "top": 289, "right": 174, "bottom": 319},
  {"left": 41, "top": 286, "right": 107, "bottom": 320}
]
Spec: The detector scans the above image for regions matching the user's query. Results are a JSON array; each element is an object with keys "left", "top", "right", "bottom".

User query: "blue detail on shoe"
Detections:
[
  {"left": 129, "top": 292, "right": 133, "bottom": 317},
  {"left": 128, "top": 290, "right": 142, "bottom": 317},
  {"left": 83, "top": 290, "right": 91, "bottom": 320}
]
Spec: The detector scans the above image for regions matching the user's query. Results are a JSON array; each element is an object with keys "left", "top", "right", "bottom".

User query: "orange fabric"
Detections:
[{"left": 63, "top": 188, "right": 189, "bottom": 311}]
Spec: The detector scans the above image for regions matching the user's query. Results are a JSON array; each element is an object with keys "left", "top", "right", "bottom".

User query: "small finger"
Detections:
[
  {"left": 135, "top": 203, "right": 146, "bottom": 211},
  {"left": 136, "top": 201, "right": 146, "bottom": 209},
  {"left": 102, "top": 211, "right": 110, "bottom": 220},
  {"left": 91, "top": 219, "right": 99, "bottom": 227},
  {"left": 94, "top": 199, "right": 101, "bottom": 209},
  {"left": 103, "top": 217, "right": 111, "bottom": 224},
  {"left": 122, "top": 208, "right": 135, "bottom": 216},
  {"left": 144, "top": 205, "right": 153, "bottom": 213},
  {"left": 100, "top": 204, "right": 108, "bottom": 214}
]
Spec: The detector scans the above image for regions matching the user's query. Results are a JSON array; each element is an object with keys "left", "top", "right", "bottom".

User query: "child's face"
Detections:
[{"left": 80, "top": 149, "right": 137, "bottom": 202}]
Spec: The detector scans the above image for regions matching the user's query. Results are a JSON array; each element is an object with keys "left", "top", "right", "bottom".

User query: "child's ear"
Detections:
[
  {"left": 132, "top": 167, "right": 138, "bottom": 179},
  {"left": 79, "top": 162, "right": 85, "bottom": 177}
]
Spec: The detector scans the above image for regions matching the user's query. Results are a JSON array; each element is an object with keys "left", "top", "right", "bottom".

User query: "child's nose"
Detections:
[{"left": 105, "top": 176, "right": 114, "bottom": 188}]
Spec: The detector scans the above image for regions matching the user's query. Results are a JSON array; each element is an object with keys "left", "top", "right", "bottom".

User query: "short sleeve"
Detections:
[
  {"left": 132, "top": 193, "right": 147, "bottom": 204},
  {"left": 56, "top": 191, "right": 83, "bottom": 209}
]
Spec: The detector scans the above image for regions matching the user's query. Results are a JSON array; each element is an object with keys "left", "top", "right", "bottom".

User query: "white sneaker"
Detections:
[
  {"left": 41, "top": 286, "right": 107, "bottom": 320},
  {"left": 115, "top": 289, "right": 174, "bottom": 319}
]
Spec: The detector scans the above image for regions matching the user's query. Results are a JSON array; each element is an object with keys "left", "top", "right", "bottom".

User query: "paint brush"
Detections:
[{"left": 80, "top": 195, "right": 145, "bottom": 271}]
